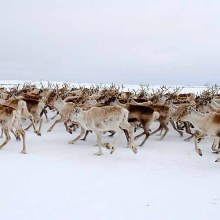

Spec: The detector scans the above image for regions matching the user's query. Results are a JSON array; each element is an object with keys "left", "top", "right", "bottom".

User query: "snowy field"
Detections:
[
  {"left": 0, "top": 79, "right": 211, "bottom": 94},
  {"left": 0, "top": 81, "right": 220, "bottom": 220}
]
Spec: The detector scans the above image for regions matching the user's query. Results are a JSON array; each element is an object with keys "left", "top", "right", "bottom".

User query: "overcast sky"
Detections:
[{"left": 0, "top": 0, "right": 220, "bottom": 85}]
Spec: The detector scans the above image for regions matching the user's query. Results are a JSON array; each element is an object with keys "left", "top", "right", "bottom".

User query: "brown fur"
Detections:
[
  {"left": 23, "top": 94, "right": 41, "bottom": 100},
  {"left": 126, "top": 104, "right": 154, "bottom": 116},
  {"left": 174, "top": 104, "right": 190, "bottom": 121},
  {"left": 47, "top": 91, "right": 57, "bottom": 104},
  {"left": 4, "top": 99, "right": 20, "bottom": 108},
  {"left": 120, "top": 104, "right": 158, "bottom": 146},
  {"left": 0, "top": 105, "right": 15, "bottom": 115},
  {"left": 212, "top": 113, "right": 220, "bottom": 124}
]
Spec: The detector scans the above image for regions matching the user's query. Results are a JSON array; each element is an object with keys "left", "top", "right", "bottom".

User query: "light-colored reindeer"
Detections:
[
  {"left": 69, "top": 106, "right": 137, "bottom": 156},
  {"left": 0, "top": 105, "right": 26, "bottom": 154}
]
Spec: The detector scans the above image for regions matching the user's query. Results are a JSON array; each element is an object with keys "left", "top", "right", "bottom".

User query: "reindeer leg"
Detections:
[
  {"left": 150, "top": 124, "right": 163, "bottom": 136},
  {"left": 69, "top": 126, "right": 86, "bottom": 144},
  {"left": 121, "top": 128, "right": 129, "bottom": 148},
  {"left": 139, "top": 122, "right": 150, "bottom": 146},
  {"left": 134, "top": 131, "right": 145, "bottom": 140},
  {"left": 211, "top": 138, "right": 220, "bottom": 153},
  {"left": 94, "top": 131, "right": 103, "bottom": 156},
  {"left": 157, "top": 128, "right": 163, "bottom": 136},
  {"left": 185, "top": 122, "right": 193, "bottom": 135},
  {"left": 0, "top": 128, "right": 11, "bottom": 149},
  {"left": 51, "top": 111, "right": 59, "bottom": 120},
  {"left": 184, "top": 134, "right": 194, "bottom": 142},
  {"left": 80, "top": 130, "right": 90, "bottom": 141},
  {"left": 47, "top": 116, "right": 63, "bottom": 132},
  {"left": 19, "top": 129, "right": 26, "bottom": 154},
  {"left": 37, "top": 118, "right": 43, "bottom": 136},
  {"left": 170, "top": 119, "right": 183, "bottom": 137},
  {"left": 28, "top": 115, "right": 40, "bottom": 136},
  {"left": 194, "top": 136, "right": 202, "bottom": 156},
  {"left": 120, "top": 124, "right": 137, "bottom": 153},
  {"left": 43, "top": 111, "right": 49, "bottom": 122},
  {"left": 159, "top": 123, "right": 169, "bottom": 140},
  {"left": 24, "top": 123, "right": 33, "bottom": 131},
  {"left": 10, "top": 128, "right": 21, "bottom": 141},
  {"left": 64, "top": 120, "right": 72, "bottom": 134},
  {"left": 0, "top": 128, "right": 3, "bottom": 138},
  {"left": 108, "top": 129, "right": 123, "bottom": 154}
]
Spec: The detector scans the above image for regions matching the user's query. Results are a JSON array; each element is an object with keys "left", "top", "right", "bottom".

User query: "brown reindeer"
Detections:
[
  {"left": 3, "top": 98, "right": 40, "bottom": 136},
  {"left": 111, "top": 99, "right": 160, "bottom": 146}
]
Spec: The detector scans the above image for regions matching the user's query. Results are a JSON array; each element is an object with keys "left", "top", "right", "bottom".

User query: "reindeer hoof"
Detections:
[
  {"left": 215, "top": 158, "right": 220, "bottom": 162},
  {"left": 103, "top": 143, "right": 110, "bottom": 149},
  {"left": 197, "top": 149, "right": 202, "bottom": 156},
  {"left": 184, "top": 138, "right": 190, "bottom": 142},
  {"left": 212, "top": 151, "right": 219, "bottom": 154},
  {"left": 132, "top": 147, "right": 138, "bottom": 154},
  {"left": 110, "top": 147, "right": 115, "bottom": 154},
  {"left": 21, "top": 150, "right": 27, "bottom": 154},
  {"left": 16, "top": 137, "right": 21, "bottom": 141},
  {"left": 69, "top": 141, "right": 76, "bottom": 144},
  {"left": 68, "top": 130, "right": 72, "bottom": 134},
  {"left": 94, "top": 152, "right": 103, "bottom": 156}
]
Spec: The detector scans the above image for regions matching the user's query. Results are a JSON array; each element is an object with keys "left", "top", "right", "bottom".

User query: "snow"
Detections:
[
  {"left": 0, "top": 118, "right": 220, "bottom": 220},
  {"left": 0, "top": 80, "right": 220, "bottom": 220},
  {"left": 0, "top": 80, "right": 211, "bottom": 94}
]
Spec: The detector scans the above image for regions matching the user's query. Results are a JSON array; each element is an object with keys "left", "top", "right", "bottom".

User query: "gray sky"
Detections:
[{"left": 0, "top": 0, "right": 220, "bottom": 85}]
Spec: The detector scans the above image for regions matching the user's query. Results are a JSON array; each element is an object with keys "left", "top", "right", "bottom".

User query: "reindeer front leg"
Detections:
[
  {"left": 194, "top": 135, "right": 202, "bottom": 156},
  {"left": 28, "top": 115, "right": 40, "bottom": 136},
  {"left": 69, "top": 126, "right": 86, "bottom": 144},
  {"left": 19, "top": 128, "right": 26, "bottom": 154},
  {"left": 47, "top": 115, "right": 63, "bottom": 132},
  {"left": 94, "top": 131, "right": 103, "bottom": 156},
  {"left": 0, "top": 127, "right": 11, "bottom": 149},
  {"left": 211, "top": 138, "right": 220, "bottom": 153},
  {"left": 0, "top": 128, "right": 3, "bottom": 138}
]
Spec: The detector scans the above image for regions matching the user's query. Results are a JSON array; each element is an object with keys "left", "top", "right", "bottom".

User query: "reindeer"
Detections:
[
  {"left": 69, "top": 106, "right": 137, "bottom": 155},
  {"left": 47, "top": 96, "right": 76, "bottom": 133},
  {"left": 176, "top": 106, "right": 220, "bottom": 158},
  {"left": 0, "top": 105, "right": 26, "bottom": 154},
  {"left": 21, "top": 97, "right": 47, "bottom": 135},
  {"left": 128, "top": 99, "right": 182, "bottom": 139},
  {"left": 3, "top": 98, "right": 40, "bottom": 136},
  {"left": 111, "top": 99, "right": 160, "bottom": 146}
]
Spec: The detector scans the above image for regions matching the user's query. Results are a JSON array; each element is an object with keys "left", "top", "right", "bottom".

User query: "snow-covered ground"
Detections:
[
  {"left": 0, "top": 80, "right": 220, "bottom": 220},
  {"left": 0, "top": 117, "right": 220, "bottom": 220},
  {"left": 0, "top": 80, "right": 211, "bottom": 94}
]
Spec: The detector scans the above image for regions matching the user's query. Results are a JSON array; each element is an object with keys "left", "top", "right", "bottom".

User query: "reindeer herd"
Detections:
[{"left": 0, "top": 82, "right": 220, "bottom": 162}]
